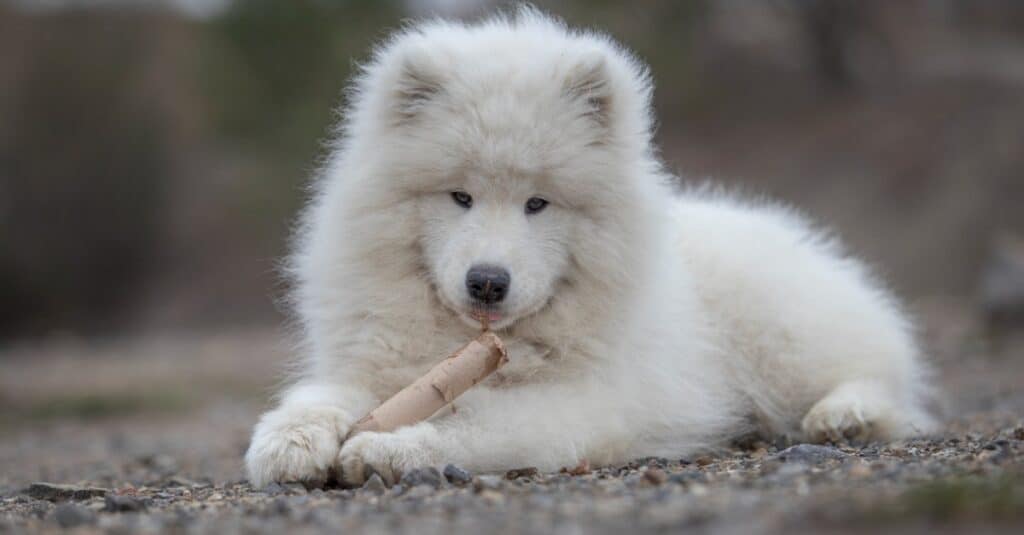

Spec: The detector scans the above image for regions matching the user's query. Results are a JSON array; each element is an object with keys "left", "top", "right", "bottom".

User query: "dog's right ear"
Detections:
[
  {"left": 563, "top": 52, "right": 614, "bottom": 130},
  {"left": 391, "top": 49, "right": 445, "bottom": 124}
]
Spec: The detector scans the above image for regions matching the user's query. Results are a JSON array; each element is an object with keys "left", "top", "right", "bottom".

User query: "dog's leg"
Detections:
[
  {"left": 337, "top": 382, "right": 657, "bottom": 485},
  {"left": 245, "top": 382, "right": 376, "bottom": 487}
]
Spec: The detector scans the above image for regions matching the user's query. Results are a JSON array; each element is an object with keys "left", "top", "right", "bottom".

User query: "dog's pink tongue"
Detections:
[{"left": 473, "top": 310, "right": 502, "bottom": 331}]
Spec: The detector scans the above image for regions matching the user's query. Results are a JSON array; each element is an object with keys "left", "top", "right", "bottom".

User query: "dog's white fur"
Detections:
[{"left": 245, "top": 9, "right": 934, "bottom": 487}]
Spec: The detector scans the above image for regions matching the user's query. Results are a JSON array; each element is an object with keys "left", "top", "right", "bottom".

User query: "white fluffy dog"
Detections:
[{"left": 245, "top": 9, "right": 934, "bottom": 487}]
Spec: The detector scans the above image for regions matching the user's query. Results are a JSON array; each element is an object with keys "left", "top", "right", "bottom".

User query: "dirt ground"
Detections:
[{"left": 1, "top": 299, "right": 1022, "bottom": 534}]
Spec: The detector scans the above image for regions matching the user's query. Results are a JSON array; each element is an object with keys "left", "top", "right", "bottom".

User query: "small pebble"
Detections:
[
  {"left": 443, "top": 464, "right": 472, "bottom": 485},
  {"left": 668, "top": 472, "right": 703, "bottom": 486},
  {"left": 775, "top": 444, "right": 847, "bottom": 464},
  {"left": 163, "top": 476, "right": 195, "bottom": 487},
  {"left": 362, "top": 474, "right": 387, "bottom": 495},
  {"left": 399, "top": 467, "right": 443, "bottom": 489},
  {"left": 104, "top": 494, "right": 146, "bottom": 513},
  {"left": 261, "top": 482, "right": 287, "bottom": 496},
  {"left": 505, "top": 467, "right": 539, "bottom": 480},
  {"left": 269, "top": 497, "right": 290, "bottom": 516},
  {"left": 643, "top": 468, "right": 668, "bottom": 486},
  {"left": 282, "top": 483, "right": 307, "bottom": 495},
  {"left": 52, "top": 503, "right": 95, "bottom": 528}
]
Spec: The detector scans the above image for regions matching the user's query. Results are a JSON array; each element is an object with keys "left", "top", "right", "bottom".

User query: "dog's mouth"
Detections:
[
  {"left": 449, "top": 298, "right": 557, "bottom": 332},
  {"left": 469, "top": 306, "right": 504, "bottom": 328},
  {"left": 432, "top": 286, "right": 511, "bottom": 330},
  {"left": 457, "top": 295, "right": 555, "bottom": 332},
  {"left": 457, "top": 305, "right": 508, "bottom": 331}
]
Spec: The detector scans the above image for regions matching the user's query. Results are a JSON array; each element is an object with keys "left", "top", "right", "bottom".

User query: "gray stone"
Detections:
[
  {"left": 399, "top": 467, "right": 443, "bottom": 488},
  {"left": 443, "top": 464, "right": 472, "bottom": 485},
  {"left": 770, "top": 461, "right": 811, "bottom": 480},
  {"left": 261, "top": 482, "right": 287, "bottom": 496},
  {"left": 281, "top": 482, "right": 308, "bottom": 495},
  {"left": 643, "top": 468, "right": 668, "bottom": 485},
  {"left": 774, "top": 444, "right": 847, "bottom": 464},
  {"left": 23, "top": 483, "right": 108, "bottom": 502},
  {"left": 52, "top": 503, "right": 95, "bottom": 528},
  {"left": 668, "top": 472, "right": 705, "bottom": 486},
  {"left": 163, "top": 476, "right": 196, "bottom": 487},
  {"left": 269, "top": 497, "right": 290, "bottom": 516},
  {"left": 104, "top": 494, "right": 147, "bottom": 512},
  {"left": 362, "top": 473, "right": 387, "bottom": 495}
]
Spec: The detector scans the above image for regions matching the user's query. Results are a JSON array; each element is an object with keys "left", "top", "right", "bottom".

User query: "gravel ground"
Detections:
[{"left": 1, "top": 303, "right": 1022, "bottom": 534}]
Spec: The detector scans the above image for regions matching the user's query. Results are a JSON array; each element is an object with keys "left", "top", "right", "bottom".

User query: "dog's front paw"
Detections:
[
  {"left": 338, "top": 425, "right": 441, "bottom": 486},
  {"left": 801, "top": 395, "right": 872, "bottom": 443},
  {"left": 245, "top": 406, "right": 353, "bottom": 487}
]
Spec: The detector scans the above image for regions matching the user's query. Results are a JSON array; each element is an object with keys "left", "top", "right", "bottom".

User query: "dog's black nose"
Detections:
[{"left": 466, "top": 264, "right": 510, "bottom": 304}]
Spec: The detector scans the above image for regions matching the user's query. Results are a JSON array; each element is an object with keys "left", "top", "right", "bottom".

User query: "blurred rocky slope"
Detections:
[{"left": 1, "top": 0, "right": 1022, "bottom": 340}]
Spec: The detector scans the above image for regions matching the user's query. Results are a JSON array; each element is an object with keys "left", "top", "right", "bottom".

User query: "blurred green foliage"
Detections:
[
  {"left": 194, "top": 1, "right": 406, "bottom": 275},
  {"left": 0, "top": 1, "right": 405, "bottom": 337},
  {"left": 904, "top": 475, "right": 1023, "bottom": 519},
  {"left": 865, "top": 474, "right": 1024, "bottom": 522},
  {"left": 201, "top": 0, "right": 399, "bottom": 156}
]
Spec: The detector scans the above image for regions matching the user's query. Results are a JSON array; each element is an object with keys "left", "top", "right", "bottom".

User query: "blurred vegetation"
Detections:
[
  {"left": 1, "top": 0, "right": 1023, "bottom": 340},
  {"left": 0, "top": 9, "right": 171, "bottom": 335},
  {"left": 0, "top": 0, "right": 403, "bottom": 338},
  {"left": 1, "top": 391, "right": 194, "bottom": 429},
  {"left": 201, "top": 0, "right": 399, "bottom": 155},
  {"left": 902, "top": 475, "right": 1024, "bottom": 520},
  {"left": 863, "top": 474, "right": 1024, "bottom": 522}
]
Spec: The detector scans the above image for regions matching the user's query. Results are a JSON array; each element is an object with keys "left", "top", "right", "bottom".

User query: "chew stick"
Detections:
[{"left": 346, "top": 329, "right": 508, "bottom": 438}]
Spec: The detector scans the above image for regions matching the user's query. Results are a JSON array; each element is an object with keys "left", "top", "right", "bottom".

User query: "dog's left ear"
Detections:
[
  {"left": 563, "top": 52, "right": 614, "bottom": 129},
  {"left": 392, "top": 48, "right": 445, "bottom": 124}
]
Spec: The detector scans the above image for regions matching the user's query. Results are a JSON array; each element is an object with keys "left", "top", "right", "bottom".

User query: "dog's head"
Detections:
[{"left": 312, "top": 10, "right": 663, "bottom": 333}]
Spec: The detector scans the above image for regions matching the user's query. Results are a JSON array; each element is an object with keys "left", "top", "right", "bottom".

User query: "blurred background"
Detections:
[
  {"left": 1, "top": 0, "right": 1023, "bottom": 492},
  {"left": 3, "top": 0, "right": 1024, "bottom": 340}
]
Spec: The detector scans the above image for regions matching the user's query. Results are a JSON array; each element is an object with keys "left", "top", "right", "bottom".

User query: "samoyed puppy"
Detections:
[{"left": 245, "top": 8, "right": 934, "bottom": 487}]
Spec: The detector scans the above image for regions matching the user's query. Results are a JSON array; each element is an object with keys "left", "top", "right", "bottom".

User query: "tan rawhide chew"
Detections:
[{"left": 346, "top": 330, "right": 508, "bottom": 438}]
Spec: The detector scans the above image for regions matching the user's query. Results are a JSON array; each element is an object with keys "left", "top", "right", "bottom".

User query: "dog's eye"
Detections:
[
  {"left": 525, "top": 197, "right": 548, "bottom": 214},
  {"left": 450, "top": 191, "right": 473, "bottom": 209}
]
